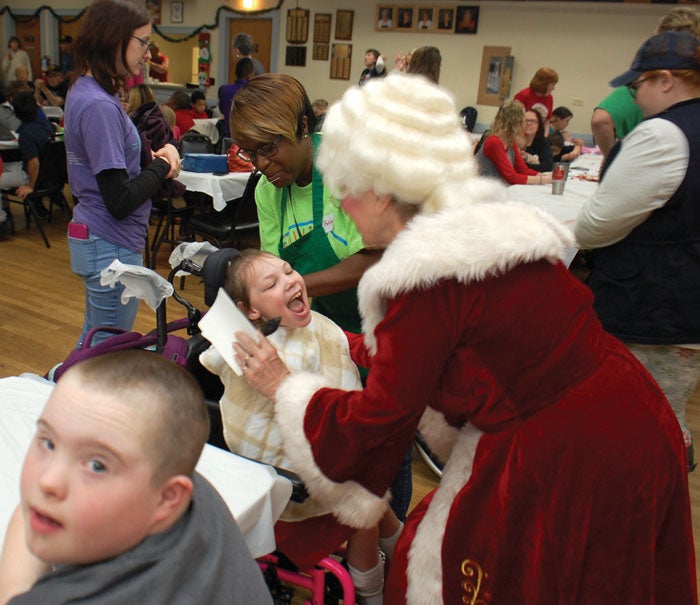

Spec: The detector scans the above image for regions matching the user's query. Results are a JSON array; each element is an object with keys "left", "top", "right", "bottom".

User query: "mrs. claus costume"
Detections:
[{"left": 267, "top": 74, "right": 696, "bottom": 603}]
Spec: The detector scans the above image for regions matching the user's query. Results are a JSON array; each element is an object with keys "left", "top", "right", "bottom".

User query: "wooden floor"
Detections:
[{"left": 1, "top": 206, "right": 698, "bottom": 591}]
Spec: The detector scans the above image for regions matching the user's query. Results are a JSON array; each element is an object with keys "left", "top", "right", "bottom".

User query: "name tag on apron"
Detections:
[{"left": 322, "top": 213, "right": 335, "bottom": 234}]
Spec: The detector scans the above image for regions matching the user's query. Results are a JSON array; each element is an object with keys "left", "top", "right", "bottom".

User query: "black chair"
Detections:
[
  {"left": 218, "top": 136, "right": 233, "bottom": 155},
  {"left": 148, "top": 190, "right": 198, "bottom": 269},
  {"left": 186, "top": 171, "right": 261, "bottom": 248},
  {"left": 1, "top": 141, "right": 69, "bottom": 248},
  {"left": 178, "top": 131, "right": 213, "bottom": 157},
  {"left": 460, "top": 106, "right": 478, "bottom": 133}
]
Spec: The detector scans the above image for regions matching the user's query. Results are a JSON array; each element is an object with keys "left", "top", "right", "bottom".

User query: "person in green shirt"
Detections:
[{"left": 229, "top": 73, "right": 380, "bottom": 334}]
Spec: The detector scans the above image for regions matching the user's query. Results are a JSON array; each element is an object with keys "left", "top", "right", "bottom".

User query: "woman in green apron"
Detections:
[
  {"left": 229, "top": 73, "right": 412, "bottom": 520},
  {"left": 229, "top": 74, "right": 378, "bottom": 334}
]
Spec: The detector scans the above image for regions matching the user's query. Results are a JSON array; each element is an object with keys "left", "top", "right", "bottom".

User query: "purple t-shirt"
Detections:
[
  {"left": 65, "top": 76, "right": 149, "bottom": 253},
  {"left": 218, "top": 79, "right": 247, "bottom": 138}
]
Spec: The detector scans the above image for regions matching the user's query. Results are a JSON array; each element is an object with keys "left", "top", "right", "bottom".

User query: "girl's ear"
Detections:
[{"left": 237, "top": 300, "right": 261, "bottom": 321}]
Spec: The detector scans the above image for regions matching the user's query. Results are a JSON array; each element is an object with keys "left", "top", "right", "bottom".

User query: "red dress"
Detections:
[{"left": 273, "top": 193, "right": 696, "bottom": 604}]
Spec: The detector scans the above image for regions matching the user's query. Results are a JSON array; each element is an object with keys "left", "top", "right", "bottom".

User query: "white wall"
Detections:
[
  {"left": 3, "top": 0, "right": 671, "bottom": 135},
  {"left": 277, "top": 1, "right": 669, "bottom": 136}
]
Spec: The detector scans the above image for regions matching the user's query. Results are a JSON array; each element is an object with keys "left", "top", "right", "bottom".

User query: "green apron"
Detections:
[{"left": 278, "top": 134, "right": 362, "bottom": 333}]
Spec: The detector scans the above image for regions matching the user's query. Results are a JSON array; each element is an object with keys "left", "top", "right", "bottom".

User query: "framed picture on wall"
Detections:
[
  {"left": 146, "top": 0, "right": 161, "bottom": 25},
  {"left": 376, "top": 5, "right": 395, "bottom": 31},
  {"left": 416, "top": 7, "right": 435, "bottom": 31},
  {"left": 330, "top": 43, "right": 352, "bottom": 79},
  {"left": 478, "top": 46, "right": 512, "bottom": 106},
  {"left": 286, "top": 45, "right": 307, "bottom": 67},
  {"left": 169, "top": 1, "right": 183, "bottom": 24},
  {"left": 287, "top": 8, "right": 310, "bottom": 44},
  {"left": 396, "top": 7, "right": 414, "bottom": 30},
  {"left": 455, "top": 6, "right": 479, "bottom": 34},
  {"left": 314, "top": 13, "right": 332, "bottom": 44},
  {"left": 313, "top": 44, "right": 329, "bottom": 61},
  {"left": 436, "top": 7, "right": 455, "bottom": 32},
  {"left": 335, "top": 10, "right": 354, "bottom": 40}
]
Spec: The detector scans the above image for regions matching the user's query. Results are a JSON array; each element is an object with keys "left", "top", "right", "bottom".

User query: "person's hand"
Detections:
[
  {"left": 540, "top": 172, "right": 553, "bottom": 185},
  {"left": 562, "top": 150, "right": 581, "bottom": 162},
  {"left": 34, "top": 79, "right": 45, "bottom": 89},
  {"left": 15, "top": 185, "right": 33, "bottom": 200},
  {"left": 233, "top": 331, "right": 291, "bottom": 401},
  {"left": 153, "top": 142, "right": 181, "bottom": 179}
]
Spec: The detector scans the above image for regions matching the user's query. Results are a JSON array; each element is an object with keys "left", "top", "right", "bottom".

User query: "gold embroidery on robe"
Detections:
[{"left": 460, "top": 558, "right": 491, "bottom": 604}]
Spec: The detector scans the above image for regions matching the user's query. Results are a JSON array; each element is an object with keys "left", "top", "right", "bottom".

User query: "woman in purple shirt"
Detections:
[{"left": 64, "top": 0, "right": 180, "bottom": 347}]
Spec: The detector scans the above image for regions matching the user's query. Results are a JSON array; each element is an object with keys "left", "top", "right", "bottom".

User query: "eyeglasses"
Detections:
[
  {"left": 627, "top": 77, "right": 652, "bottom": 99},
  {"left": 236, "top": 135, "right": 282, "bottom": 163},
  {"left": 131, "top": 35, "right": 152, "bottom": 53}
]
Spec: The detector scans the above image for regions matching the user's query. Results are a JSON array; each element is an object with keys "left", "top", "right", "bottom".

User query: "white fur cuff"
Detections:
[{"left": 275, "top": 372, "right": 390, "bottom": 529}]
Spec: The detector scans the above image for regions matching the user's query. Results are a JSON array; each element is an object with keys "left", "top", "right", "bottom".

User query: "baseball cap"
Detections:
[
  {"left": 609, "top": 31, "right": 699, "bottom": 88},
  {"left": 59, "top": 35, "right": 73, "bottom": 43}
]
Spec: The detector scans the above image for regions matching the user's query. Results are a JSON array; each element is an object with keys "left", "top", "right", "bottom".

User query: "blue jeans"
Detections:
[
  {"left": 390, "top": 446, "right": 413, "bottom": 522},
  {"left": 68, "top": 232, "right": 142, "bottom": 348}
]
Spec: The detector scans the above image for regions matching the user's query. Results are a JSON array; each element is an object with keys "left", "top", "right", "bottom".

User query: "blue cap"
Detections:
[{"left": 610, "top": 31, "right": 699, "bottom": 88}]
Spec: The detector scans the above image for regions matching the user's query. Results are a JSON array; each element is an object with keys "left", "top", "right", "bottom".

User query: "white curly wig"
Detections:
[{"left": 317, "top": 72, "right": 476, "bottom": 214}]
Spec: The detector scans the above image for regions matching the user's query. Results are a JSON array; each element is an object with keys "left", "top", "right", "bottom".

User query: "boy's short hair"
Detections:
[
  {"left": 365, "top": 48, "right": 380, "bottom": 60},
  {"left": 13, "top": 90, "right": 39, "bottom": 123},
  {"left": 548, "top": 131, "right": 565, "bottom": 149},
  {"left": 235, "top": 57, "right": 254, "bottom": 80},
  {"left": 190, "top": 89, "right": 206, "bottom": 104},
  {"left": 67, "top": 351, "right": 209, "bottom": 484},
  {"left": 312, "top": 98, "right": 328, "bottom": 112},
  {"left": 552, "top": 106, "right": 573, "bottom": 121}
]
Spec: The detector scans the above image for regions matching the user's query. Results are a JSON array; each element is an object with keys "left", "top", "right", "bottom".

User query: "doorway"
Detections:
[
  {"left": 14, "top": 17, "right": 41, "bottom": 79},
  {"left": 227, "top": 19, "right": 272, "bottom": 84}
]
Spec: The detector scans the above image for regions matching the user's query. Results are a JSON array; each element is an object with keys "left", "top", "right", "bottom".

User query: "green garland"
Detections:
[{"left": 0, "top": 2, "right": 284, "bottom": 41}]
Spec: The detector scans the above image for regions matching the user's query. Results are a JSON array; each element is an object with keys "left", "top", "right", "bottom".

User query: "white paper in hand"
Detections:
[{"left": 198, "top": 288, "right": 259, "bottom": 375}]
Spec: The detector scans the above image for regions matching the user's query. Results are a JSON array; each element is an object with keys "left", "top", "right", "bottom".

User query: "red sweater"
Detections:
[{"left": 481, "top": 135, "right": 537, "bottom": 185}]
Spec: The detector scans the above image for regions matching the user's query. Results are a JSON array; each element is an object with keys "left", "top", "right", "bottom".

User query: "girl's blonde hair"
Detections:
[
  {"left": 492, "top": 100, "right": 526, "bottom": 146},
  {"left": 126, "top": 84, "right": 155, "bottom": 115}
]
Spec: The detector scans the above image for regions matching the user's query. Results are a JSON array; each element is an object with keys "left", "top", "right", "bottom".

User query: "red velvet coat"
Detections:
[{"left": 273, "top": 190, "right": 696, "bottom": 604}]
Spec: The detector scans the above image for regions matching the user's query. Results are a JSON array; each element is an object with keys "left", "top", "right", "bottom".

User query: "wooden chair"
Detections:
[
  {"left": 186, "top": 171, "right": 261, "bottom": 249},
  {"left": 1, "top": 141, "right": 69, "bottom": 248}
]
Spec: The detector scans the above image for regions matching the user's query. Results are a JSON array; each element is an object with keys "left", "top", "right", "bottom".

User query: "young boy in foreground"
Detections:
[{"left": 0, "top": 351, "right": 272, "bottom": 605}]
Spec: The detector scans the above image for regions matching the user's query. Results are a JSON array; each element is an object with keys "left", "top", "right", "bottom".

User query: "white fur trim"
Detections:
[
  {"left": 274, "top": 372, "right": 390, "bottom": 529},
  {"left": 359, "top": 184, "right": 574, "bottom": 354},
  {"left": 417, "top": 408, "right": 460, "bottom": 463},
  {"left": 406, "top": 424, "right": 484, "bottom": 605}
]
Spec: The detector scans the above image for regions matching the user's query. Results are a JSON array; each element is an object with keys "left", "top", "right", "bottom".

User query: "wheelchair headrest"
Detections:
[{"left": 202, "top": 248, "right": 241, "bottom": 307}]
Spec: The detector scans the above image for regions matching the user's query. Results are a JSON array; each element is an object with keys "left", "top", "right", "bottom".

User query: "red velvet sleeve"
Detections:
[
  {"left": 344, "top": 330, "right": 372, "bottom": 369},
  {"left": 483, "top": 137, "right": 530, "bottom": 185},
  {"left": 302, "top": 282, "right": 480, "bottom": 497}
]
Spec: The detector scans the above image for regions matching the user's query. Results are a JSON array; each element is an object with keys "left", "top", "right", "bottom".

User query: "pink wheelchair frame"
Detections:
[{"left": 257, "top": 551, "right": 355, "bottom": 604}]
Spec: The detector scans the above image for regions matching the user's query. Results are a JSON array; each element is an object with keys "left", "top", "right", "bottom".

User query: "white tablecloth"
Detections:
[
  {"left": 507, "top": 154, "right": 600, "bottom": 266},
  {"left": 0, "top": 375, "right": 291, "bottom": 558},
  {"left": 176, "top": 170, "right": 252, "bottom": 211}
]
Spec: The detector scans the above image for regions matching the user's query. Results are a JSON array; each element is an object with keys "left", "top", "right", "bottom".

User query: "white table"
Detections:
[
  {"left": 176, "top": 170, "right": 252, "bottom": 211},
  {"left": 507, "top": 153, "right": 600, "bottom": 265},
  {"left": 0, "top": 375, "right": 292, "bottom": 558}
]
